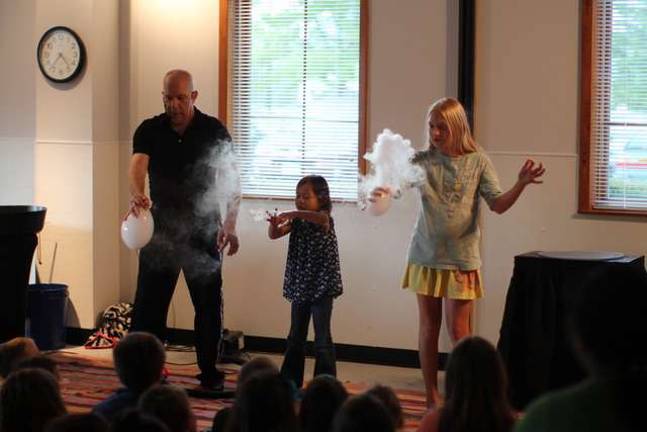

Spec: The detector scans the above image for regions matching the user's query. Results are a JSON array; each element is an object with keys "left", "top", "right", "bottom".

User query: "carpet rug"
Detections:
[{"left": 51, "top": 351, "right": 427, "bottom": 431}]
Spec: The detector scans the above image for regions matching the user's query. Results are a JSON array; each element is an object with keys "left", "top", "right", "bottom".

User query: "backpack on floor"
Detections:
[{"left": 84, "top": 302, "right": 133, "bottom": 349}]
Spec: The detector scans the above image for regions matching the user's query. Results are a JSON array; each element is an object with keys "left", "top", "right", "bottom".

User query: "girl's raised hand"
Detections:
[{"left": 518, "top": 159, "right": 546, "bottom": 185}]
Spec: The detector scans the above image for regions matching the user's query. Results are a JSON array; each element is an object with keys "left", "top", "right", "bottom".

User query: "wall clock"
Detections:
[{"left": 37, "top": 26, "right": 86, "bottom": 83}]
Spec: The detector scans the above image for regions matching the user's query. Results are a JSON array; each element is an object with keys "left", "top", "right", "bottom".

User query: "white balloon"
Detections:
[
  {"left": 367, "top": 191, "right": 392, "bottom": 216},
  {"left": 121, "top": 210, "right": 155, "bottom": 250}
]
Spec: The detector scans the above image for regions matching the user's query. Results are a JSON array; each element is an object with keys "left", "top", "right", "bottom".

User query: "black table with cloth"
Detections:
[{"left": 497, "top": 251, "right": 645, "bottom": 409}]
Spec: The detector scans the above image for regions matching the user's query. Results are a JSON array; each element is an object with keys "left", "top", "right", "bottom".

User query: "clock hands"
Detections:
[
  {"left": 58, "top": 53, "right": 70, "bottom": 67},
  {"left": 52, "top": 52, "right": 71, "bottom": 71}
]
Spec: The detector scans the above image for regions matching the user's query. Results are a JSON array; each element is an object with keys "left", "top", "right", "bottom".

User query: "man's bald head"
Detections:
[
  {"left": 163, "top": 69, "right": 195, "bottom": 92},
  {"left": 162, "top": 69, "right": 198, "bottom": 132}
]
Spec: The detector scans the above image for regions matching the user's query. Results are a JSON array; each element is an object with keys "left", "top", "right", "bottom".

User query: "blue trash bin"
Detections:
[{"left": 27, "top": 283, "right": 68, "bottom": 350}]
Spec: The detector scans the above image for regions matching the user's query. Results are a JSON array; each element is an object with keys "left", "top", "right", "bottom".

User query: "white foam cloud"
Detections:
[{"left": 359, "top": 129, "right": 424, "bottom": 210}]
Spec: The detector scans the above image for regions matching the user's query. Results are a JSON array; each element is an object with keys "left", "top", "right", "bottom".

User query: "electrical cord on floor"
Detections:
[
  {"left": 163, "top": 346, "right": 252, "bottom": 366},
  {"left": 220, "top": 351, "right": 252, "bottom": 365}
]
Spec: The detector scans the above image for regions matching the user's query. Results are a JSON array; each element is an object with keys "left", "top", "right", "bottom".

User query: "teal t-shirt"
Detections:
[
  {"left": 514, "top": 378, "right": 638, "bottom": 432},
  {"left": 407, "top": 149, "right": 502, "bottom": 271}
]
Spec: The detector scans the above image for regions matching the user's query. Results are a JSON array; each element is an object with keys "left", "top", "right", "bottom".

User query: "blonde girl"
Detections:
[{"left": 375, "top": 97, "right": 545, "bottom": 406}]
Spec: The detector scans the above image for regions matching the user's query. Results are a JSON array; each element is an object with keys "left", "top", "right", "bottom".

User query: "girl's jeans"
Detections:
[{"left": 280, "top": 296, "right": 336, "bottom": 388}]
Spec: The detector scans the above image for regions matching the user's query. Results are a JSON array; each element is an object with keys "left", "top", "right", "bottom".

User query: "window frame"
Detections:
[
  {"left": 218, "top": 0, "right": 369, "bottom": 200},
  {"left": 578, "top": 0, "right": 647, "bottom": 216}
]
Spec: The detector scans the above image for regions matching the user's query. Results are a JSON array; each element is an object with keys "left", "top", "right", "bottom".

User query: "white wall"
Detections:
[
  {"left": 0, "top": 0, "right": 36, "bottom": 205},
  {"left": 33, "top": 0, "right": 121, "bottom": 328},
  {"left": 475, "top": 0, "right": 647, "bottom": 342},
  {"left": 91, "top": 0, "right": 121, "bottom": 321}
]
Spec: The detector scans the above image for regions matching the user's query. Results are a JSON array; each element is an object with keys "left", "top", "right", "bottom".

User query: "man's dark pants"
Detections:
[{"left": 131, "top": 231, "right": 223, "bottom": 386}]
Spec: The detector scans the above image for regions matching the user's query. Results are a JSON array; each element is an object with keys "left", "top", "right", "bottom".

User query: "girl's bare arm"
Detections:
[{"left": 280, "top": 210, "right": 330, "bottom": 232}]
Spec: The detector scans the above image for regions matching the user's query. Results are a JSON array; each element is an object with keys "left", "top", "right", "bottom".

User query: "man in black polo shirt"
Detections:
[{"left": 127, "top": 69, "right": 240, "bottom": 390}]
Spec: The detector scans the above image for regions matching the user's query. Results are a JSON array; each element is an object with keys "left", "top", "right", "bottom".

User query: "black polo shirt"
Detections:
[{"left": 133, "top": 108, "right": 232, "bottom": 218}]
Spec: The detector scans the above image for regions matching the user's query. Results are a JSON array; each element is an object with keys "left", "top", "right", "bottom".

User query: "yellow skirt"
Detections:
[{"left": 402, "top": 263, "right": 484, "bottom": 300}]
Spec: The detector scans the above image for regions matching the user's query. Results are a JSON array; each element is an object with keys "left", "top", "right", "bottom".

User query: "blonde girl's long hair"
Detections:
[{"left": 427, "top": 97, "right": 480, "bottom": 154}]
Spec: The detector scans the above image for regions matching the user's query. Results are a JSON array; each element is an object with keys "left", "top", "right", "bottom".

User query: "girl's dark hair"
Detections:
[
  {"left": 17, "top": 355, "right": 60, "bottom": 380},
  {"left": 439, "top": 336, "right": 515, "bottom": 432},
  {"left": 211, "top": 407, "right": 232, "bottom": 432},
  {"left": 300, "top": 375, "right": 348, "bottom": 432},
  {"left": 366, "top": 385, "right": 403, "bottom": 429},
  {"left": 45, "top": 413, "right": 108, "bottom": 432},
  {"left": 139, "top": 384, "right": 195, "bottom": 432},
  {"left": 0, "top": 337, "right": 38, "bottom": 378},
  {"left": 332, "top": 393, "right": 394, "bottom": 432},
  {"left": 1, "top": 368, "right": 67, "bottom": 432},
  {"left": 226, "top": 370, "right": 297, "bottom": 432},
  {"left": 113, "top": 332, "right": 166, "bottom": 394},
  {"left": 297, "top": 175, "right": 332, "bottom": 213},
  {"left": 109, "top": 409, "right": 170, "bottom": 432},
  {"left": 237, "top": 356, "right": 278, "bottom": 390}
]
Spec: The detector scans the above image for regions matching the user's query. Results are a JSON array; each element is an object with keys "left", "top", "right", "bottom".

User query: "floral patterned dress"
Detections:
[{"left": 283, "top": 217, "right": 343, "bottom": 304}]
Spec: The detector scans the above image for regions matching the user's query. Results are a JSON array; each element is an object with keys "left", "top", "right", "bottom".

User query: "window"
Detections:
[
  {"left": 579, "top": 0, "right": 647, "bottom": 215},
  {"left": 219, "top": 0, "right": 367, "bottom": 200}
]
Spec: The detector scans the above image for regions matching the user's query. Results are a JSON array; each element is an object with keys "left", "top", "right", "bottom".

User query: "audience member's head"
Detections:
[
  {"left": 366, "top": 384, "right": 403, "bottom": 430},
  {"left": 1, "top": 368, "right": 67, "bottom": 432},
  {"left": 211, "top": 407, "right": 232, "bottom": 432},
  {"left": 0, "top": 337, "right": 39, "bottom": 378},
  {"left": 227, "top": 370, "right": 297, "bottom": 432},
  {"left": 109, "top": 409, "right": 170, "bottom": 432},
  {"left": 45, "top": 413, "right": 108, "bottom": 432},
  {"left": 139, "top": 384, "right": 196, "bottom": 432},
  {"left": 332, "top": 393, "right": 394, "bottom": 432},
  {"left": 237, "top": 356, "right": 278, "bottom": 388},
  {"left": 300, "top": 374, "right": 348, "bottom": 432},
  {"left": 113, "top": 332, "right": 166, "bottom": 394},
  {"left": 17, "top": 354, "right": 60, "bottom": 380},
  {"left": 440, "top": 336, "right": 514, "bottom": 432}
]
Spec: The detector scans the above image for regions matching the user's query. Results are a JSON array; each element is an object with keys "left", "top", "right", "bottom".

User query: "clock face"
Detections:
[{"left": 37, "top": 27, "right": 85, "bottom": 83}]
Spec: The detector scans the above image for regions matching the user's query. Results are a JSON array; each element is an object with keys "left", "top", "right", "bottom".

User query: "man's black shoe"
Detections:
[
  {"left": 198, "top": 379, "right": 224, "bottom": 392},
  {"left": 196, "top": 370, "right": 225, "bottom": 388},
  {"left": 190, "top": 370, "right": 232, "bottom": 398}
]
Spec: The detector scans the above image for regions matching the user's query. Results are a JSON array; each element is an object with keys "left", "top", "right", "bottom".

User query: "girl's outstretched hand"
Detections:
[
  {"left": 266, "top": 208, "right": 293, "bottom": 239},
  {"left": 266, "top": 209, "right": 294, "bottom": 226},
  {"left": 368, "top": 187, "right": 391, "bottom": 202},
  {"left": 518, "top": 160, "right": 545, "bottom": 186},
  {"left": 266, "top": 208, "right": 282, "bottom": 226}
]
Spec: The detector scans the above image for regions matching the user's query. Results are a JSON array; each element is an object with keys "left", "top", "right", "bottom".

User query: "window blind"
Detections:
[
  {"left": 591, "top": 0, "right": 647, "bottom": 210},
  {"left": 227, "top": 0, "right": 361, "bottom": 200}
]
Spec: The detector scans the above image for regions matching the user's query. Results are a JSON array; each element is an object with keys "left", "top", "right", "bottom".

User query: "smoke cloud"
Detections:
[
  {"left": 358, "top": 128, "right": 424, "bottom": 209},
  {"left": 195, "top": 139, "right": 241, "bottom": 221}
]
